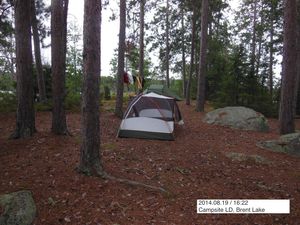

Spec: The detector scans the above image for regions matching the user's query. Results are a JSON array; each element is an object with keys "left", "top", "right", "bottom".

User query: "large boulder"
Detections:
[
  {"left": 203, "top": 106, "right": 269, "bottom": 132},
  {"left": 0, "top": 190, "right": 36, "bottom": 225},
  {"left": 257, "top": 133, "right": 300, "bottom": 157}
]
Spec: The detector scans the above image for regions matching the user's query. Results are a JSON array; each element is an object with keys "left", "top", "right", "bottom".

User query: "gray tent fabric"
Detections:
[{"left": 118, "top": 92, "right": 183, "bottom": 140}]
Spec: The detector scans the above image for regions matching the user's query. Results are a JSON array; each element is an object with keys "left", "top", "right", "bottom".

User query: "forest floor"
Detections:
[{"left": 1, "top": 101, "right": 300, "bottom": 225}]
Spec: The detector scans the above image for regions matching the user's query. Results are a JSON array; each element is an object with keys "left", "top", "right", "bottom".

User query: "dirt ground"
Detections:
[{"left": 0, "top": 102, "right": 300, "bottom": 225}]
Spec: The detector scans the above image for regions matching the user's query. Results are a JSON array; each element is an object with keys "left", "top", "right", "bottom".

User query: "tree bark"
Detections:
[
  {"left": 181, "top": 4, "right": 187, "bottom": 98},
  {"left": 255, "top": 3, "right": 263, "bottom": 80},
  {"left": 138, "top": 0, "right": 145, "bottom": 81},
  {"left": 196, "top": 0, "right": 209, "bottom": 112},
  {"left": 279, "top": 0, "right": 297, "bottom": 134},
  {"left": 268, "top": 2, "right": 274, "bottom": 97},
  {"left": 30, "top": 0, "right": 47, "bottom": 102},
  {"left": 165, "top": 0, "right": 170, "bottom": 88},
  {"left": 11, "top": 0, "right": 36, "bottom": 139},
  {"left": 115, "top": 0, "right": 126, "bottom": 118},
  {"left": 250, "top": 0, "right": 258, "bottom": 77},
  {"left": 51, "top": 0, "right": 69, "bottom": 135},
  {"left": 293, "top": 0, "right": 300, "bottom": 116},
  {"left": 185, "top": 8, "right": 196, "bottom": 106},
  {"left": 79, "top": 0, "right": 104, "bottom": 176}
]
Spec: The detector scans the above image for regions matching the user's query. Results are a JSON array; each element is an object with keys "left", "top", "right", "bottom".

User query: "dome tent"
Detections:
[{"left": 118, "top": 92, "right": 183, "bottom": 140}]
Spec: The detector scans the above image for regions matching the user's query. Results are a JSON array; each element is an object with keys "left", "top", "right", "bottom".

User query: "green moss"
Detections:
[{"left": 101, "top": 142, "right": 117, "bottom": 151}]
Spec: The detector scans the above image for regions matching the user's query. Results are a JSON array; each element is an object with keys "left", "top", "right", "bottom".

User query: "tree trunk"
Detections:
[
  {"left": 269, "top": 3, "right": 274, "bottom": 97},
  {"left": 250, "top": 0, "right": 258, "bottom": 77},
  {"left": 196, "top": 0, "right": 209, "bottom": 112},
  {"left": 11, "top": 0, "right": 36, "bottom": 139},
  {"left": 9, "top": 31, "right": 15, "bottom": 80},
  {"left": 51, "top": 0, "right": 69, "bottom": 135},
  {"left": 138, "top": 0, "right": 145, "bottom": 81},
  {"left": 255, "top": 3, "right": 263, "bottom": 80},
  {"left": 279, "top": 0, "right": 297, "bottom": 134},
  {"left": 115, "top": 0, "right": 126, "bottom": 118},
  {"left": 181, "top": 5, "right": 186, "bottom": 98},
  {"left": 293, "top": 0, "right": 300, "bottom": 115},
  {"left": 165, "top": 0, "right": 170, "bottom": 88},
  {"left": 79, "top": 0, "right": 104, "bottom": 176},
  {"left": 30, "top": 0, "right": 47, "bottom": 102},
  {"left": 185, "top": 8, "right": 196, "bottom": 106}
]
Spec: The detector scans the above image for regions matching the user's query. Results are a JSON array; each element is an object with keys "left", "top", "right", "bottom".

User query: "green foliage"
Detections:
[
  {"left": 65, "top": 65, "right": 82, "bottom": 111},
  {"left": 35, "top": 100, "right": 53, "bottom": 111},
  {"left": 206, "top": 33, "right": 231, "bottom": 100},
  {"left": 0, "top": 0, "right": 14, "bottom": 48},
  {"left": 0, "top": 91, "right": 16, "bottom": 112},
  {"left": 34, "top": 0, "right": 51, "bottom": 44},
  {"left": 100, "top": 75, "right": 115, "bottom": 93},
  {"left": 104, "top": 86, "right": 111, "bottom": 100},
  {"left": 169, "top": 79, "right": 183, "bottom": 98},
  {"left": 65, "top": 92, "right": 81, "bottom": 111},
  {"left": 0, "top": 74, "right": 15, "bottom": 91},
  {"left": 212, "top": 45, "right": 278, "bottom": 117},
  {"left": 110, "top": 46, "right": 153, "bottom": 80},
  {"left": 62, "top": 17, "right": 84, "bottom": 112},
  {"left": 0, "top": 73, "right": 16, "bottom": 112},
  {"left": 232, "top": 0, "right": 283, "bottom": 86},
  {"left": 32, "top": 65, "right": 52, "bottom": 100}
]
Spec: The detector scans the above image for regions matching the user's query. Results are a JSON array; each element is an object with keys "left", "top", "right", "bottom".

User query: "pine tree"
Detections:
[
  {"left": 279, "top": 0, "right": 297, "bottom": 134},
  {"left": 115, "top": 0, "right": 126, "bottom": 118},
  {"left": 11, "top": 0, "right": 36, "bottom": 139},
  {"left": 79, "top": 0, "right": 104, "bottom": 176},
  {"left": 138, "top": 0, "right": 145, "bottom": 82},
  {"left": 185, "top": 6, "right": 196, "bottom": 106},
  {"left": 31, "top": 0, "right": 47, "bottom": 102},
  {"left": 196, "top": 0, "right": 209, "bottom": 112},
  {"left": 51, "top": 0, "right": 69, "bottom": 135}
]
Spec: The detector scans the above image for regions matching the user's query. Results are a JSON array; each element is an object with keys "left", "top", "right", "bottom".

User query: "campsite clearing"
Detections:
[{"left": 0, "top": 101, "right": 300, "bottom": 224}]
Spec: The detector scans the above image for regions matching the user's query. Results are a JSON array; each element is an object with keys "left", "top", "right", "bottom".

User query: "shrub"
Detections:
[{"left": 0, "top": 92, "right": 16, "bottom": 112}]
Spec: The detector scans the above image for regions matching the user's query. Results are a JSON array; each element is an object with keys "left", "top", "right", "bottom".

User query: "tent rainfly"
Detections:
[
  {"left": 118, "top": 92, "right": 183, "bottom": 140},
  {"left": 143, "top": 84, "right": 182, "bottom": 101}
]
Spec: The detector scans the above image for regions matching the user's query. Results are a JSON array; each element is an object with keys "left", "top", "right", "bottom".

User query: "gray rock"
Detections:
[
  {"left": 0, "top": 190, "right": 36, "bottom": 225},
  {"left": 225, "top": 152, "right": 271, "bottom": 164},
  {"left": 257, "top": 133, "right": 300, "bottom": 157},
  {"left": 203, "top": 106, "right": 269, "bottom": 132}
]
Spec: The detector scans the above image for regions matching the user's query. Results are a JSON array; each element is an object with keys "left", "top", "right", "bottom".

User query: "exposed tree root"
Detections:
[
  {"left": 77, "top": 167, "right": 170, "bottom": 195},
  {"left": 103, "top": 173, "right": 170, "bottom": 195},
  {"left": 77, "top": 163, "right": 170, "bottom": 195}
]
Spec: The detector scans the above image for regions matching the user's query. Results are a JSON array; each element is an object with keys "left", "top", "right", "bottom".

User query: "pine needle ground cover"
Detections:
[{"left": 0, "top": 102, "right": 299, "bottom": 224}]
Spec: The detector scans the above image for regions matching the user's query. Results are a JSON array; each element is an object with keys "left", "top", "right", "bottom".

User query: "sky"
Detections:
[
  {"left": 67, "top": 1, "right": 119, "bottom": 76},
  {"left": 43, "top": 0, "right": 240, "bottom": 76},
  {"left": 43, "top": 0, "right": 119, "bottom": 76}
]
